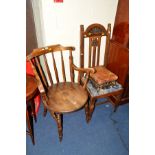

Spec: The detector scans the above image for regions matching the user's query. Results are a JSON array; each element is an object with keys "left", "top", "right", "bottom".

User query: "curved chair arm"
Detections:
[
  {"left": 72, "top": 64, "right": 95, "bottom": 74},
  {"left": 72, "top": 64, "right": 96, "bottom": 89}
]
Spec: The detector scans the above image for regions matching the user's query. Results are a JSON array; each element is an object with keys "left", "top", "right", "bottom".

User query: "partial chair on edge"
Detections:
[
  {"left": 27, "top": 44, "right": 95, "bottom": 142},
  {"left": 26, "top": 60, "right": 41, "bottom": 145},
  {"left": 80, "top": 23, "right": 127, "bottom": 122},
  {"left": 26, "top": 74, "right": 39, "bottom": 145}
]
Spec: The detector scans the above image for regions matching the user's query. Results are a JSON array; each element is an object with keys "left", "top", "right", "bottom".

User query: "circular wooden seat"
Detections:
[{"left": 47, "top": 82, "right": 88, "bottom": 113}]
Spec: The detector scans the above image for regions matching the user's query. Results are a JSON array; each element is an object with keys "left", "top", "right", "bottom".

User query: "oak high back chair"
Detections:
[
  {"left": 80, "top": 24, "right": 124, "bottom": 122},
  {"left": 27, "top": 44, "right": 95, "bottom": 141}
]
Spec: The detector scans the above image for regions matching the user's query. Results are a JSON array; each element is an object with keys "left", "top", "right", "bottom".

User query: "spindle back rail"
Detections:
[{"left": 27, "top": 44, "right": 94, "bottom": 94}]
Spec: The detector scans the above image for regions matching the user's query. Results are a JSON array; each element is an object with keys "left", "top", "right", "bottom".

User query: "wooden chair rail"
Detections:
[{"left": 27, "top": 45, "right": 75, "bottom": 60}]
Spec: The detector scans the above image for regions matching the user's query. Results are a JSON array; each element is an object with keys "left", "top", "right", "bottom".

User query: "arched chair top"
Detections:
[{"left": 81, "top": 23, "right": 111, "bottom": 37}]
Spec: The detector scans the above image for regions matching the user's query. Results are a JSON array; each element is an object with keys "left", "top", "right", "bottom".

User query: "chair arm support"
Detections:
[
  {"left": 72, "top": 64, "right": 95, "bottom": 74},
  {"left": 72, "top": 64, "right": 95, "bottom": 89}
]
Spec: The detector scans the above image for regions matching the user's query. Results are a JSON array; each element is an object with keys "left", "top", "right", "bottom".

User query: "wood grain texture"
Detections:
[
  {"left": 107, "top": 40, "right": 129, "bottom": 87},
  {"left": 47, "top": 82, "right": 88, "bottom": 113},
  {"left": 111, "top": 0, "right": 129, "bottom": 102}
]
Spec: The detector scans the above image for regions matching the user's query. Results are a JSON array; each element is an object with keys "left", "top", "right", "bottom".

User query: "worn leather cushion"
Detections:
[{"left": 90, "top": 66, "right": 118, "bottom": 85}]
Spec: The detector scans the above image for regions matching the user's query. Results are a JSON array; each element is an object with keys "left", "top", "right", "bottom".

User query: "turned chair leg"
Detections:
[
  {"left": 56, "top": 113, "right": 63, "bottom": 142},
  {"left": 88, "top": 98, "right": 96, "bottom": 122},
  {"left": 26, "top": 108, "right": 35, "bottom": 145},
  {"left": 50, "top": 112, "right": 63, "bottom": 142},
  {"left": 85, "top": 101, "right": 89, "bottom": 123},
  {"left": 113, "top": 95, "right": 122, "bottom": 112},
  {"left": 30, "top": 99, "right": 37, "bottom": 123}
]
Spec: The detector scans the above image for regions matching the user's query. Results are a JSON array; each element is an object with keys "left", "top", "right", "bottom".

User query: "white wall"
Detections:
[
  {"left": 31, "top": 0, "right": 45, "bottom": 47},
  {"left": 33, "top": 0, "right": 118, "bottom": 83}
]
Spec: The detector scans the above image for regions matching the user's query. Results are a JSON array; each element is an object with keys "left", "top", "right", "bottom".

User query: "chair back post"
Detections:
[
  {"left": 69, "top": 49, "right": 75, "bottom": 83},
  {"left": 80, "top": 25, "right": 84, "bottom": 68},
  {"left": 104, "top": 23, "right": 111, "bottom": 67}
]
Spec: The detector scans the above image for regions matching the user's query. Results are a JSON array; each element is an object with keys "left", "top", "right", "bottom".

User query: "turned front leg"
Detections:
[
  {"left": 56, "top": 113, "right": 63, "bottom": 142},
  {"left": 50, "top": 112, "right": 63, "bottom": 142},
  {"left": 113, "top": 94, "right": 122, "bottom": 112},
  {"left": 30, "top": 99, "right": 37, "bottom": 123},
  {"left": 85, "top": 100, "right": 89, "bottom": 123},
  {"left": 26, "top": 108, "right": 35, "bottom": 145},
  {"left": 88, "top": 98, "right": 96, "bottom": 122}
]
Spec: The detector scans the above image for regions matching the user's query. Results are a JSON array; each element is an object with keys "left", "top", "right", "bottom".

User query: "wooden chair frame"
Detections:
[
  {"left": 27, "top": 44, "right": 95, "bottom": 141},
  {"left": 80, "top": 23, "right": 124, "bottom": 122}
]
